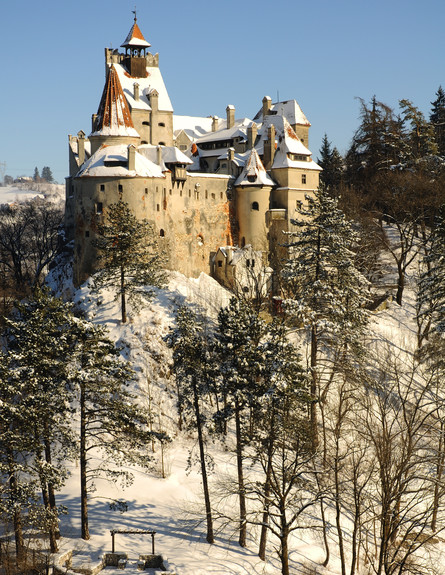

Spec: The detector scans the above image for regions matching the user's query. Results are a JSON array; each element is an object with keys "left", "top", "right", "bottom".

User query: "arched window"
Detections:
[
  {"left": 159, "top": 229, "right": 165, "bottom": 237},
  {"left": 142, "top": 121, "right": 150, "bottom": 126},
  {"left": 158, "top": 122, "right": 165, "bottom": 127},
  {"left": 251, "top": 201, "right": 259, "bottom": 211}
]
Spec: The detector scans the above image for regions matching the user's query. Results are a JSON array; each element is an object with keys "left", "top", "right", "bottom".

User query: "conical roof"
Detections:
[
  {"left": 91, "top": 65, "right": 140, "bottom": 137},
  {"left": 121, "top": 17, "right": 151, "bottom": 48},
  {"left": 235, "top": 148, "right": 275, "bottom": 187}
]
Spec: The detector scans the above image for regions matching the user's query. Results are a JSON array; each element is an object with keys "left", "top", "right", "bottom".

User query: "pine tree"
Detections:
[
  {"left": 93, "top": 200, "right": 167, "bottom": 323},
  {"left": 70, "top": 320, "right": 162, "bottom": 540},
  {"left": 213, "top": 298, "right": 266, "bottom": 547},
  {"left": 399, "top": 99, "right": 437, "bottom": 161},
  {"left": 2, "top": 287, "right": 77, "bottom": 552},
  {"left": 255, "top": 319, "right": 311, "bottom": 564},
  {"left": 318, "top": 134, "right": 343, "bottom": 192},
  {"left": 33, "top": 167, "right": 40, "bottom": 182},
  {"left": 345, "top": 97, "right": 406, "bottom": 187},
  {"left": 282, "top": 186, "right": 369, "bottom": 447},
  {"left": 41, "top": 166, "right": 54, "bottom": 183},
  {"left": 430, "top": 86, "right": 445, "bottom": 157},
  {"left": 166, "top": 306, "right": 215, "bottom": 544}
]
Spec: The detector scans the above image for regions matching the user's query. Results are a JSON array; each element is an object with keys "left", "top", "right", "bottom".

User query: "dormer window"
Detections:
[{"left": 247, "top": 175, "right": 256, "bottom": 183}]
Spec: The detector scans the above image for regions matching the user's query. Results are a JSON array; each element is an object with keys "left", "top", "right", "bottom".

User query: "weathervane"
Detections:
[{"left": 132, "top": 7, "right": 137, "bottom": 21}]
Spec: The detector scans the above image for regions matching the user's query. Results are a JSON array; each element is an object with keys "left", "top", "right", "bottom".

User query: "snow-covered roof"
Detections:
[
  {"left": 173, "top": 115, "right": 215, "bottom": 138},
  {"left": 76, "top": 144, "right": 165, "bottom": 178},
  {"left": 196, "top": 118, "right": 252, "bottom": 144},
  {"left": 234, "top": 149, "right": 276, "bottom": 187},
  {"left": 138, "top": 144, "right": 193, "bottom": 167},
  {"left": 90, "top": 66, "right": 140, "bottom": 138},
  {"left": 254, "top": 99, "right": 311, "bottom": 127},
  {"left": 114, "top": 63, "right": 173, "bottom": 113},
  {"left": 121, "top": 18, "right": 151, "bottom": 48}
]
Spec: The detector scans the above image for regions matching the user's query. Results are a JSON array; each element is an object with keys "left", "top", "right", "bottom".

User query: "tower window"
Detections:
[
  {"left": 160, "top": 229, "right": 165, "bottom": 237},
  {"left": 85, "top": 230, "right": 90, "bottom": 238},
  {"left": 302, "top": 174, "right": 307, "bottom": 184},
  {"left": 118, "top": 184, "right": 123, "bottom": 193},
  {"left": 251, "top": 201, "right": 259, "bottom": 211},
  {"left": 95, "top": 202, "right": 103, "bottom": 214},
  {"left": 158, "top": 122, "right": 165, "bottom": 127},
  {"left": 100, "top": 184, "right": 105, "bottom": 192},
  {"left": 142, "top": 121, "right": 150, "bottom": 126}
]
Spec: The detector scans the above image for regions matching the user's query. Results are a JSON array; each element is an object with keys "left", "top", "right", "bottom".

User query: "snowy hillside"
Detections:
[
  {"left": 0, "top": 183, "right": 64, "bottom": 206},
  {"left": 44, "top": 249, "right": 445, "bottom": 575}
]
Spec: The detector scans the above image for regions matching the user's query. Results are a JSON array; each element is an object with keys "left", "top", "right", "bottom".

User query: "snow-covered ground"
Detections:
[
  {"left": 0, "top": 183, "right": 64, "bottom": 206},
  {"left": 39, "top": 234, "right": 445, "bottom": 574}
]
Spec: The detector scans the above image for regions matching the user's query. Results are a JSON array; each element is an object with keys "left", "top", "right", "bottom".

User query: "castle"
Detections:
[{"left": 65, "top": 16, "right": 321, "bottom": 289}]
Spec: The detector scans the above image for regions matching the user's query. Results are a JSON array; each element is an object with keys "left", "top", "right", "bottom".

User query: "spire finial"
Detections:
[{"left": 132, "top": 7, "right": 137, "bottom": 21}]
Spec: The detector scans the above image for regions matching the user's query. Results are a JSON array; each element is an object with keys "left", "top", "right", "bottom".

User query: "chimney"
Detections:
[
  {"left": 77, "top": 131, "right": 85, "bottom": 165},
  {"left": 263, "top": 124, "right": 275, "bottom": 170},
  {"left": 212, "top": 116, "right": 219, "bottom": 132},
  {"left": 91, "top": 114, "right": 97, "bottom": 132},
  {"left": 226, "top": 105, "right": 235, "bottom": 129},
  {"left": 262, "top": 96, "right": 272, "bottom": 119},
  {"left": 247, "top": 122, "right": 257, "bottom": 149},
  {"left": 150, "top": 89, "right": 159, "bottom": 112},
  {"left": 133, "top": 82, "right": 140, "bottom": 101},
  {"left": 156, "top": 145, "right": 162, "bottom": 166},
  {"left": 127, "top": 144, "right": 136, "bottom": 171}
]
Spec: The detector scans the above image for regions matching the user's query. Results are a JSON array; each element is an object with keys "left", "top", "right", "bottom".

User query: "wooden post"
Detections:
[
  {"left": 111, "top": 531, "right": 115, "bottom": 553},
  {"left": 151, "top": 532, "right": 155, "bottom": 554}
]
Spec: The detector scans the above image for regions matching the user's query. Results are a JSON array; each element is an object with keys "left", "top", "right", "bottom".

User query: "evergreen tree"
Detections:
[
  {"left": 213, "top": 298, "right": 266, "bottom": 547},
  {"left": 345, "top": 97, "right": 406, "bottom": 187},
  {"left": 93, "top": 200, "right": 167, "bottom": 323},
  {"left": 41, "top": 166, "right": 54, "bottom": 183},
  {"left": 430, "top": 86, "right": 445, "bottom": 157},
  {"left": 70, "top": 320, "right": 162, "bottom": 540},
  {"left": 33, "top": 167, "right": 40, "bottom": 182},
  {"left": 282, "top": 186, "right": 369, "bottom": 447},
  {"left": 254, "top": 319, "right": 311, "bottom": 564},
  {"left": 2, "top": 287, "right": 77, "bottom": 552},
  {"left": 166, "top": 306, "right": 215, "bottom": 544},
  {"left": 318, "top": 134, "right": 343, "bottom": 192},
  {"left": 400, "top": 99, "right": 437, "bottom": 161}
]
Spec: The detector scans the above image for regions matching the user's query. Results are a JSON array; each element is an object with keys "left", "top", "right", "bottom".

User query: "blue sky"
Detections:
[{"left": 1, "top": 0, "right": 444, "bottom": 182}]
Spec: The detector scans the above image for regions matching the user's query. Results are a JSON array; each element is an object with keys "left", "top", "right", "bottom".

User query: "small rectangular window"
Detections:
[
  {"left": 95, "top": 202, "right": 103, "bottom": 214},
  {"left": 145, "top": 188, "right": 148, "bottom": 194},
  {"left": 156, "top": 204, "right": 160, "bottom": 212},
  {"left": 85, "top": 230, "right": 90, "bottom": 237},
  {"left": 100, "top": 184, "right": 105, "bottom": 192},
  {"left": 302, "top": 174, "right": 307, "bottom": 184},
  {"left": 218, "top": 260, "right": 222, "bottom": 268}
]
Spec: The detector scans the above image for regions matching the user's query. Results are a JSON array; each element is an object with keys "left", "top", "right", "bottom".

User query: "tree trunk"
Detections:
[
  {"left": 235, "top": 399, "right": 247, "bottom": 547},
  {"left": 8, "top": 465, "right": 24, "bottom": 562},
  {"left": 44, "top": 435, "right": 60, "bottom": 539},
  {"left": 432, "top": 420, "right": 445, "bottom": 531},
  {"left": 258, "top": 406, "right": 275, "bottom": 560},
  {"left": 310, "top": 325, "right": 319, "bottom": 449},
  {"left": 80, "top": 382, "right": 90, "bottom": 540},
  {"left": 120, "top": 266, "right": 127, "bottom": 323},
  {"left": 192, "top": 378, "right": 214, "bottom": 544},
  {"left": 395, "top": 262, "right": 405, "bottom": 306},
  {"left": 279, "top": 508, "right": 290, "bottom": 575}
]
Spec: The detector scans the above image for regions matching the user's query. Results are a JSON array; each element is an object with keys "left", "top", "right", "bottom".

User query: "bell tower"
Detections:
[{"left": 120, "top": 12, "right": 151, "bottom": 78}]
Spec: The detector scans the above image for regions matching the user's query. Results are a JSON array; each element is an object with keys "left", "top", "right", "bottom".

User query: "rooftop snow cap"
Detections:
[
  {"left": 91, "top": 65, "right": 140, "bottom": 138},
  {"left": 121, "top": 15, "right": 151, "bottom": 49}
]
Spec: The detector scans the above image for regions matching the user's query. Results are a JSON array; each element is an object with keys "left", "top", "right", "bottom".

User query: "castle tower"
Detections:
[
  {"left": 89, "top": 65, "right": 141, "bottom": 154},
  {"left": 234, "top": 148, "right": 275, "bottom": 250},
  {"left": 120, "top": 14, "right": 152, "bottom": 78}
]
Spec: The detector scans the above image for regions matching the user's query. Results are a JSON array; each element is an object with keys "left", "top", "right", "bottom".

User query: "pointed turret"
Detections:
[
  {"left": 90, "top": 65, "right": 140, "bottom": 154},
  {"left": 121, "top": 14, "right": 151, "bottom": 52},
  {"left": 121, "top": 14, "right": 151, "bottom": 77}
]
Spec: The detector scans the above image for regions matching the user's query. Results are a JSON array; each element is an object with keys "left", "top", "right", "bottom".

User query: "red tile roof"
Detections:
[
  {"left": 93, "top": 66, "right": 139, "bottom": 137},
  {"left": 121, "top": 19, "right": 151, "bottom": 48}
]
